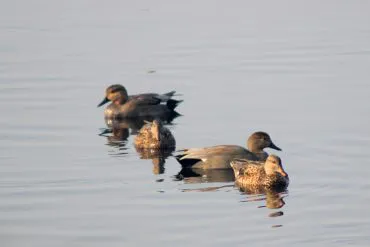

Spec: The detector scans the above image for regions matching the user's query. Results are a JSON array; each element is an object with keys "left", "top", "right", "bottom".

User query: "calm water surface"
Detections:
[{"left": 1, "top": 1, "right": 370, "bottom": 246}]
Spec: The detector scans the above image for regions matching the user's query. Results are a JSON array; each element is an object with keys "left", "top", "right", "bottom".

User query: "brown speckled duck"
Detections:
[
  {"left": 98, "top": 84, "right": 182, "bottom": 119},
  {"left": 231, "top": 154, "right": 289, "bottom": 190},
  {"left": 134, "top": 120, "right": 176, "bottom": 150},
  {"left": 175, "top": 132, "right": 281, "bottom": 169}
]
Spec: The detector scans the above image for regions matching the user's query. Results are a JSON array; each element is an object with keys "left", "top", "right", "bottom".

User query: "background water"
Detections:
[{"left": 1, "top": 0, "right": 370, "bottom": 246}]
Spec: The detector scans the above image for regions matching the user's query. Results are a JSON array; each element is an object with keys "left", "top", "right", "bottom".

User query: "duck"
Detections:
[
  {"left": 175, "top": 132, "right": 281, "bottom": 169},
  {"left": 231, "top": 154, "right": 289, "bottom": 190},
  {"left": 134, "top": 120, "right": 176, "bottom": 150},
  {"left": 97, "top": 84, "right": 182, "bottom": 119}
]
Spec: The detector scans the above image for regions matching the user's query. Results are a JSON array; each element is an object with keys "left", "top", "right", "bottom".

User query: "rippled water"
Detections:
[{"left": 1, "top": 1, "right": 370, "bottom": 246}]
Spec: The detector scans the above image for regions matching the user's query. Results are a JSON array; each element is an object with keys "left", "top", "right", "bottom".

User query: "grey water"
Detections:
[{"left": 1, "top": 0, "right": 370, "bottom": 246}]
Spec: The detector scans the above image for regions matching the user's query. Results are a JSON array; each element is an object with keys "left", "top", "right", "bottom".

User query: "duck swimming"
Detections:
[
  {"left": 98, "top": 84, "right": 182, "bottom": 119},
  {"left": 175, "top": 132, "right": 281, "bottom": 169},
  {"left": 231, "top": 154, "right": 289, "bottom": 190},
  {"left": 134, "top": 120, "right": 176, "bottom": 150}
]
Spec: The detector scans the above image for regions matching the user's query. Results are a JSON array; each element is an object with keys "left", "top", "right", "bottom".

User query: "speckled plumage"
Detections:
[
  {"left": 231, "top": 155, "right": 289, "bottom": 190},
  {"left": 134, "top": 120, "right": 176, "bottom": 149}
]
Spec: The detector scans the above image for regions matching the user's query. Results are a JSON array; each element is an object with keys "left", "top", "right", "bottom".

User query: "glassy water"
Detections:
[{"left": 1, "top": 1, "right": 370, "bottom": 246}]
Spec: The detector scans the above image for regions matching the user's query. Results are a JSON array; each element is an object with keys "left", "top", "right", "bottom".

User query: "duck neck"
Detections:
[
  {"left": 248, "top": 141, "right": 263, "bottom": 153},
  {"left": 152, "top": 127, "right": 160, "bottom": 141},
  {"left": 113, "top": 94, "right": 128, "bottom": 105}
]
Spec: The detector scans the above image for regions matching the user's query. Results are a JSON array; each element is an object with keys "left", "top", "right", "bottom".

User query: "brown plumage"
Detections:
[
  {"left": 175, "top": 132, "right": 282, "bottom": 169},
  {"left": 231, "top": 154, "right": 289, "bottom": 190},
  {"left": 97, "top": 84, "right": 182, "bottom": 119},
  {"left": 134, "top": 120, "right": 176, "bottom": 149},
  {"left": 247, "top": 132, "right": 282, "bottom": 161}
]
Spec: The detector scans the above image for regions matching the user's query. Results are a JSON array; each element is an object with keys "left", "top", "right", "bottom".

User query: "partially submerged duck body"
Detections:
[
  {"left": 176, "top": 168, "right": 235, "bottom": 183},
  {"left": 98, "top": 84, "right": 182, "bottom": 119},
  {"left": 134, "top": 120, "right": 176, "bottom": 150},
  {"left": 176, "top": 145, "right": 257, "bottom": 169},
  {"left": 175, "top": 132, "right": 281, "bottom": 169},
  {"left": 231, "top": 154, "right": 289, "bottom": 190}
]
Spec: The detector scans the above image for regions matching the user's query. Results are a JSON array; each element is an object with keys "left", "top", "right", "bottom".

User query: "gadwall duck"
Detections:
[
  {"left": 98, "top": 84, "right": 182, "bottom": 119},
  {"left": 175, "top": 132, "right": 281, "bottom": 169},
  {"left": 134, "top": 120, "right": 176, "bottom": 150},
  {"left": 231, "top": 154, "right": 289, "bottom": 190}
]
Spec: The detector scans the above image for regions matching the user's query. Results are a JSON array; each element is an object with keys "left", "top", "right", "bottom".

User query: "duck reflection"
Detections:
[
  {"left": 100, "top": 127, "right": 130, "bottom": 143},
  {"left": 100, "top": 117, "right": 178, "bottom": 176},
  {"left": 135, "top": 148, "right": 174, "bottom": 175},
  {"left": 176, "top": 168, "right": 235, "bottom": 183},
  {"left": 99, "top": 127, "right": 129, "bottom": 155},
  {"left": 174, "top": 168, "right": 235, "bottom": 193},
  {"left": 134, "top": 119, "right": 176, "bottom": 175},
  {"left": 238, "top": 186, "right": 288, "bottom": 227},
  {"left": 239, "top": 186, "right": 287, "bottom": 209},
  {"left": 100, "top": 112, "right": 180, "bottom": 149}
]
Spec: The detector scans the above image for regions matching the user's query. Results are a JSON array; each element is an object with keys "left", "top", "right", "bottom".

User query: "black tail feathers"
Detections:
[
  {"left": 166, "top": 99, "right": 183, "bottom": 111},
  {"left": 164, "top": 91, "right": 176, "bottom": 97}
]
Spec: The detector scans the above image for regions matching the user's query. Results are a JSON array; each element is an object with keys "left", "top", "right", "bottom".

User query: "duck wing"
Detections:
[
  {"left": 231, "top": 159, "right": 263, "bottom": 176},
  {"left": 130, "top": 91, "right": 176, "bottom": 102},
  {"left": 177, "top": 145, "right": 247, "bottom": 162},
  {"left": 126, "top": 96, "right": 162, "bottom": 106}
]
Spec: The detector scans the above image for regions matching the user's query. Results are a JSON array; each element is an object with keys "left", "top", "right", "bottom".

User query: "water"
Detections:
[{"left": 1, "top": 0, "right": 370, "bottom": 246}]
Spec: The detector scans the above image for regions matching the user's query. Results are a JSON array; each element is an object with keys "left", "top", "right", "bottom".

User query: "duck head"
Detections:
[
  {"left": 247, "top": 131, "right": 282, "bottom": 153},
  {"left": 98, "top": 84, "right": 128, "bottom": 107},
  {"left": 264, "top": 155, "right": 288, "bottom": 177}
]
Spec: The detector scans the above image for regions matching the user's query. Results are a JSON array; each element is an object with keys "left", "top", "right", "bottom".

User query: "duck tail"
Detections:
[
  {"left": 174, "top": 150, "right": 201, "bottom": 168},
  {"left": 166, "top": 99, "right": 183, "bottom": 110},
  {"left": 160, "top": 110, "right": 182, "bottom": 124},
  {"left": 174, "top": 149, "right": 187, "bottom": 161},
  {"left": 163, "top": 91, "right": 176, "bottom": 97}
]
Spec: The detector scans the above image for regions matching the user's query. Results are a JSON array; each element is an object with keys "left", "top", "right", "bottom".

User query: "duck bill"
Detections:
[
  {"left": 269, "top": 142, "right": 282, "bottom": 151},
  {"left": 99, "top": 128, "right": 112, "bottom": 136},
  {"left": 278, "top": 167, "right": 288, "bottom": 177},
  {"left": 97, "top": 97, "right": 110, "bottom": 107}
]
